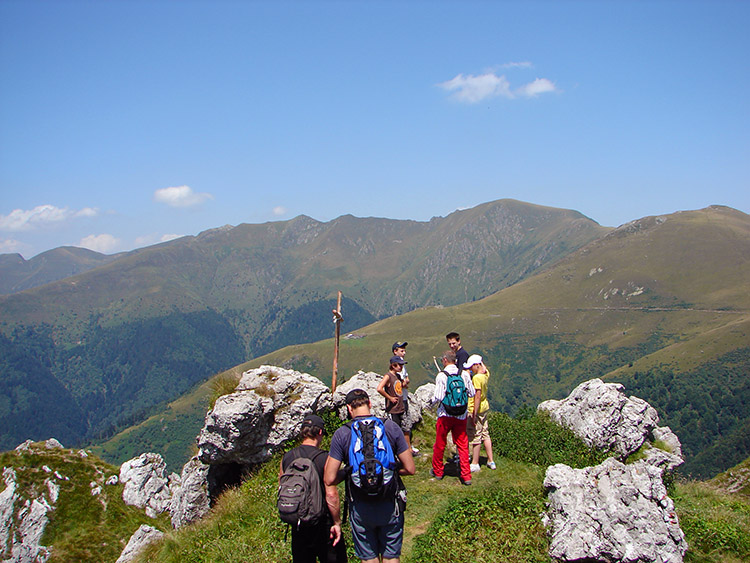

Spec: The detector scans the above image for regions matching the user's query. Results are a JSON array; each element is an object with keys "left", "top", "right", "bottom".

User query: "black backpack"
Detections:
[
  {"left": 277, "top": 449, "right": 326, "bottom": 527},
  {"left": 441, "top": 371, "right": 468, "bottom": 416}
]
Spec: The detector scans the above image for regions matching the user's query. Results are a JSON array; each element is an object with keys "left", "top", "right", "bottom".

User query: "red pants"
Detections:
[{"left": 432, "top": 415, "right": 471, "bottom": 482}]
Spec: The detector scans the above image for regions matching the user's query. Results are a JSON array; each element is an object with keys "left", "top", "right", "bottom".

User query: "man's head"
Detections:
[
  {"left": 299, "top": 413, "right": 325, "bottom": 441},
  {"left": 345, "top": 388, "right": 371, "bottom": 417},
  {"left": 389, "top": 355, "right": 406, "bottom": 372},
  {"left": 441, "top": 350, "right": 457, "bottom": 366},
  {"left": 464, "top": 354, "right": 483, "bottom": 373},
  {"left": 446, "top": 332, "right": 461, "bottom": 352},
  {"left": 392, "top": 341, "right": 407, "bottom": 358}
]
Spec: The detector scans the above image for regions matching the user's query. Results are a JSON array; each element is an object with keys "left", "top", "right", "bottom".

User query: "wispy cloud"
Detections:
[
  {"left": 0, "top": 238, "right": 24, "bottom": 254},
  {"left": 0, "top": 205, "right": 99, "bottom": 232},
  {"left": 272, "top": 206, "right": 287, "bottom": 216},
  {"left": 437, "top": 66, "right": 558, "bottom": 103},
  {"left": 79, "top": 233, "right": 121, "bottom": 254},
  {"left": 153, "top": 185, "right": 213, "bottom": 208}
]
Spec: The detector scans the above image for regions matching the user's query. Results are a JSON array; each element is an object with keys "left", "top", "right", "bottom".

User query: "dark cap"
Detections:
[
  {"left": 345, "top": 388, "right": 369, "bottom": 405},
  {"left": 392, "top": 341, "right": 408, "bottom": 351},
  {"left": 390, "top": 355, "right": 406, "bottom": 365},
  {"left": 301, "top": 414, "right": 326, "bottom": 433}
]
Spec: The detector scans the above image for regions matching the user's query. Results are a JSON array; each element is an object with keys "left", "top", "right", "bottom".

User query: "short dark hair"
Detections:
[
  {"left": 446, "top": 332, "right": 460, "bottom": 341},
  {"left": 300, "top": 425, "right": 323, "bottom": 440},
  {"left": 441, "top": 350, "right": 457, "bottom": 364},
  {"left": 345, "top": 388, "right": 370, "bottom": 409}
]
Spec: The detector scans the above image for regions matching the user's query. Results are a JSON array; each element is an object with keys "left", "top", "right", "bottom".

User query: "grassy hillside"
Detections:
[
  {"left": 96, "top": 206, "right": 750, "bottom": 478},
  {"left": 130, "top": 412, "right": 750, "bottom": 563},
  {"left": 0, "top": 199, "right": 605, "bottom": 451},
  {"left": 0, "top": 442, "right": 169, "bottom": 563}
]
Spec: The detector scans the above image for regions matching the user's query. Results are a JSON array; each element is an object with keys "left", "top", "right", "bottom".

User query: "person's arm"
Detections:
[
  {"left": 324, "top": 455, "right": 343, "bottom": 487},
  {"left": 377, "top": 373, "right": 397, "bottom": 405},
  {"left": 397, "top": 447, "right": 416, "bottom": 476},
  {"left": 324, "top": 483, "right": 343, "bottom": 545},
  {"left": 431, "top": 372, "right": 446, "bottom": 404},
  {"left": 472, "top": 387, "right": 481, "bottom": 424}
]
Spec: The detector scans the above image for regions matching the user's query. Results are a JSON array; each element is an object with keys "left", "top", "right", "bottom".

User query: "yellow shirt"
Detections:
[{"left": 468, "top": 368, "right": 490, "bottom": 414}]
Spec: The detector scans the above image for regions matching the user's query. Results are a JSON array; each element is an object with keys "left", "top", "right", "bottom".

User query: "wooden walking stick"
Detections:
[{"left": 331, "top": 291, "right": 343, "bottom": 392}]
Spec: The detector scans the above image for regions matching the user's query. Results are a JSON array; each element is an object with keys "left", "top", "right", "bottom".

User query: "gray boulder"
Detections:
[
  {"left": 543, "top": 457, "right": 688, "bottom": 563},
  {"left": 198, "top": 365, "right": 332, "bottom": 466},
  {"left": 538, "top": 378, "right": 661, "bottom": 458},
  {"left": 332, "top": 371, "right": 388, "bottom": 419},
  {"left": 115, "top": 524, "right": 164, "bottom": 563},
  {"left": 169, "top": 456, "right": 211, "bottom": 529},
  {"left": 119, "top": 453, "right": 173, "bottom": 518}
]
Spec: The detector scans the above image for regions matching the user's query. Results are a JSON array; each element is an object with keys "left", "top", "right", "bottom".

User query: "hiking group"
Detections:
[{"left": 277, "top": 331, "right": 494, "bottom": 563}]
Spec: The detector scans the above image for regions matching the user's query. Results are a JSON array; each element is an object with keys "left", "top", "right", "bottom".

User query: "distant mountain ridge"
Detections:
[
  {"left": 102, "top": 204, "right": 750, "bottom": 477},
  {"left": 0, "top": 199, "right": 607, "bottom": 451},
  {"left": 0, "top": 246, "right": 124, "bottom": 294}
]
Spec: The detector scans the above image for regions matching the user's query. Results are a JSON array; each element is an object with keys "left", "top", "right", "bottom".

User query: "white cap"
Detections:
[{"left": 464, "top": 354, "right": 483, "bottom": 369}]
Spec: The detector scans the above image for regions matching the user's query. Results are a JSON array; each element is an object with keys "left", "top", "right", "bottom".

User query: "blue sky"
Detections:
[{"left": 1, "top": 0, "right": 748, "bottom": 259}]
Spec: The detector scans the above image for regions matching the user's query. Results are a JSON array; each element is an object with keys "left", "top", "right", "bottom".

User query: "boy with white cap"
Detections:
[{"left": 464, "top": 354, "right": 496, "bottom": 472}]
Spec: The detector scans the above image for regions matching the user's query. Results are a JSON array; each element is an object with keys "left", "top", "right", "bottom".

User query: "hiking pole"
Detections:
[
  {"left": 433, "top": 356, "right": 441, "bottom": 372},
  {"left": 331, "top": 291, "right": 343, "bottom": 392}
]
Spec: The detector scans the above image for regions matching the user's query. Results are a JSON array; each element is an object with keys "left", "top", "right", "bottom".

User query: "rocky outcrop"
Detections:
[
  {"left": 169, "top": 456, "right": 211, "bottom": 529},
  {"left": 197, "top": 365, "right": 333, "bottom": 467},
  {"left": 119, "top": 453, "right": 176, "bottom": 518},
  {"left": 543, "top": 458, "right": 688, "bottom": 563},
  {"left": 0, "top": 466, "right": 53, "bottom": 563},
  {"left": 538, "top": 378, "right": 683, "bottom": 469},
  {"left": 115, "top": 524, "right": 165, "bottom": 563}
]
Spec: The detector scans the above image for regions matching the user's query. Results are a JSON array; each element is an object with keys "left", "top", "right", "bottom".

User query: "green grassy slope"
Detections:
[{"left": 130, "top": 413, "right": 750, "bottom": 563}]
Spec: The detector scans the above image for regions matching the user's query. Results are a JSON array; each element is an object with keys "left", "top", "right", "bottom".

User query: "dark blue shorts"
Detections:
[{"left": 349, "top": 498, "right": 404, "bottom": 560}]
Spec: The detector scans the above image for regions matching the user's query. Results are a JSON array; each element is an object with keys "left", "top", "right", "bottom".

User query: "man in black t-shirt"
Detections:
[
  {"left": 280, "top": 414, "right": 347, "bottom": 563},
  {"left": 446, "top": 331, "right": 469, "bottom": 375}
]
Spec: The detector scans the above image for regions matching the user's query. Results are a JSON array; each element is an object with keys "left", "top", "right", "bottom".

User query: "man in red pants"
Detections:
[{"left": 429, "top": 350, "right": 476, "bottom": 485}]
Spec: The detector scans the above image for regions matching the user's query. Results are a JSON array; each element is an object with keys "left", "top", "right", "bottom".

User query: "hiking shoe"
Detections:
[
  {"left": 487, "top": 461, "right": 497, "bottom": 470},
  {"left": 462, "top": 479, "right": 472, "bottom": 486},
  {"left": 429, "top": 469, "right": 443, "bottom": 481},
  {"left": 411, "top": 447, "right": 420, "bottom": 455},
  {"left": 470, "top": 463, "right": 481, "bottom": 473}
]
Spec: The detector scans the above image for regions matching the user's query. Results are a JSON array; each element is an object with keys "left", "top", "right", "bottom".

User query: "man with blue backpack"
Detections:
[
  {"left": 429, "top": 350, "right": 476, "bottom": 485},
  {"left": 324, "top": 389, "right": 416, "bottom": 563}
]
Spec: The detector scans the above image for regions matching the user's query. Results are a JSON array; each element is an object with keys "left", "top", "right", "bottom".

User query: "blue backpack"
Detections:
[
  {"left": 347, "top": 417, "right": 398, "bottom": 500},
  {"left": 441, "top": 371, "right": 468, "bottom": 416}
]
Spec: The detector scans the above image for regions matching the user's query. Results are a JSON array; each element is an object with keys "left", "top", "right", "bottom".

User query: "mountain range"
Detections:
[
  {"left": 92, "top": 204, "right": 750, "bottom": 478},
  {"left": 0, "top": 199, "right": 607, "bottom": 452}
]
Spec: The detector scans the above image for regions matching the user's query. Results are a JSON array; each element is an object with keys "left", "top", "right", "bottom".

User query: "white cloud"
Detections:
[
  {"left": 272, "top": 206, "right": 287, "bottom": 216},
  {"left": 438, "top": 73, "right": 512, "bottom": 103},
  {"left": 515, "top": 78, "right": 558, "bottom": 98},
  {"left": 160, "top": 233, "right": 183, "bottom": 242},
  {"left": 0, "top": 205, "right": 99, "bottom": 232},
  {"left": 79, "top": 234, "right": 121, "bottom": 254},
  {"left": 501, "top": 61, "right": 533, "bottom": 69},
  {"left": 438, "top": 70, "right": 558, "bottom": 103},
  {"left": 153, "top": 185, "right": 213, "bottom": 208}
]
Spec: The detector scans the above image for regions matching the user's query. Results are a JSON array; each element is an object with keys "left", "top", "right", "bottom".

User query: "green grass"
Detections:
[{"left": 673, "top": 480, "right": 750, "bottom": 563}]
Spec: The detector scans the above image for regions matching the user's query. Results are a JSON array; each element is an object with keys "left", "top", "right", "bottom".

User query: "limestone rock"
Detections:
[
  {"left": 332, "top": 371, "right": 387, "bottom": 419},
  {"left": 543, "top": 458, "right": 687, "bottom": 563},
  {"left": 119, "top": 453, "right": 172, "bottom": 518},
  {"left": 198, "top": 365, "right": 332, "bottom": 466},
  {"left": 44, "top": 438, "right": 63, "bottom": 449},
  {"left": 169, "top": 456, "right": 211, "bottom": 529},
  {"left": 538, "top": 378, "right": 660, "bottom": 457},
  {"left": 115, "top": 524, "right": 164, "bottom": 563},
  {"left": 14, "top": 440, "right": 33, "bottom": 451}
]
